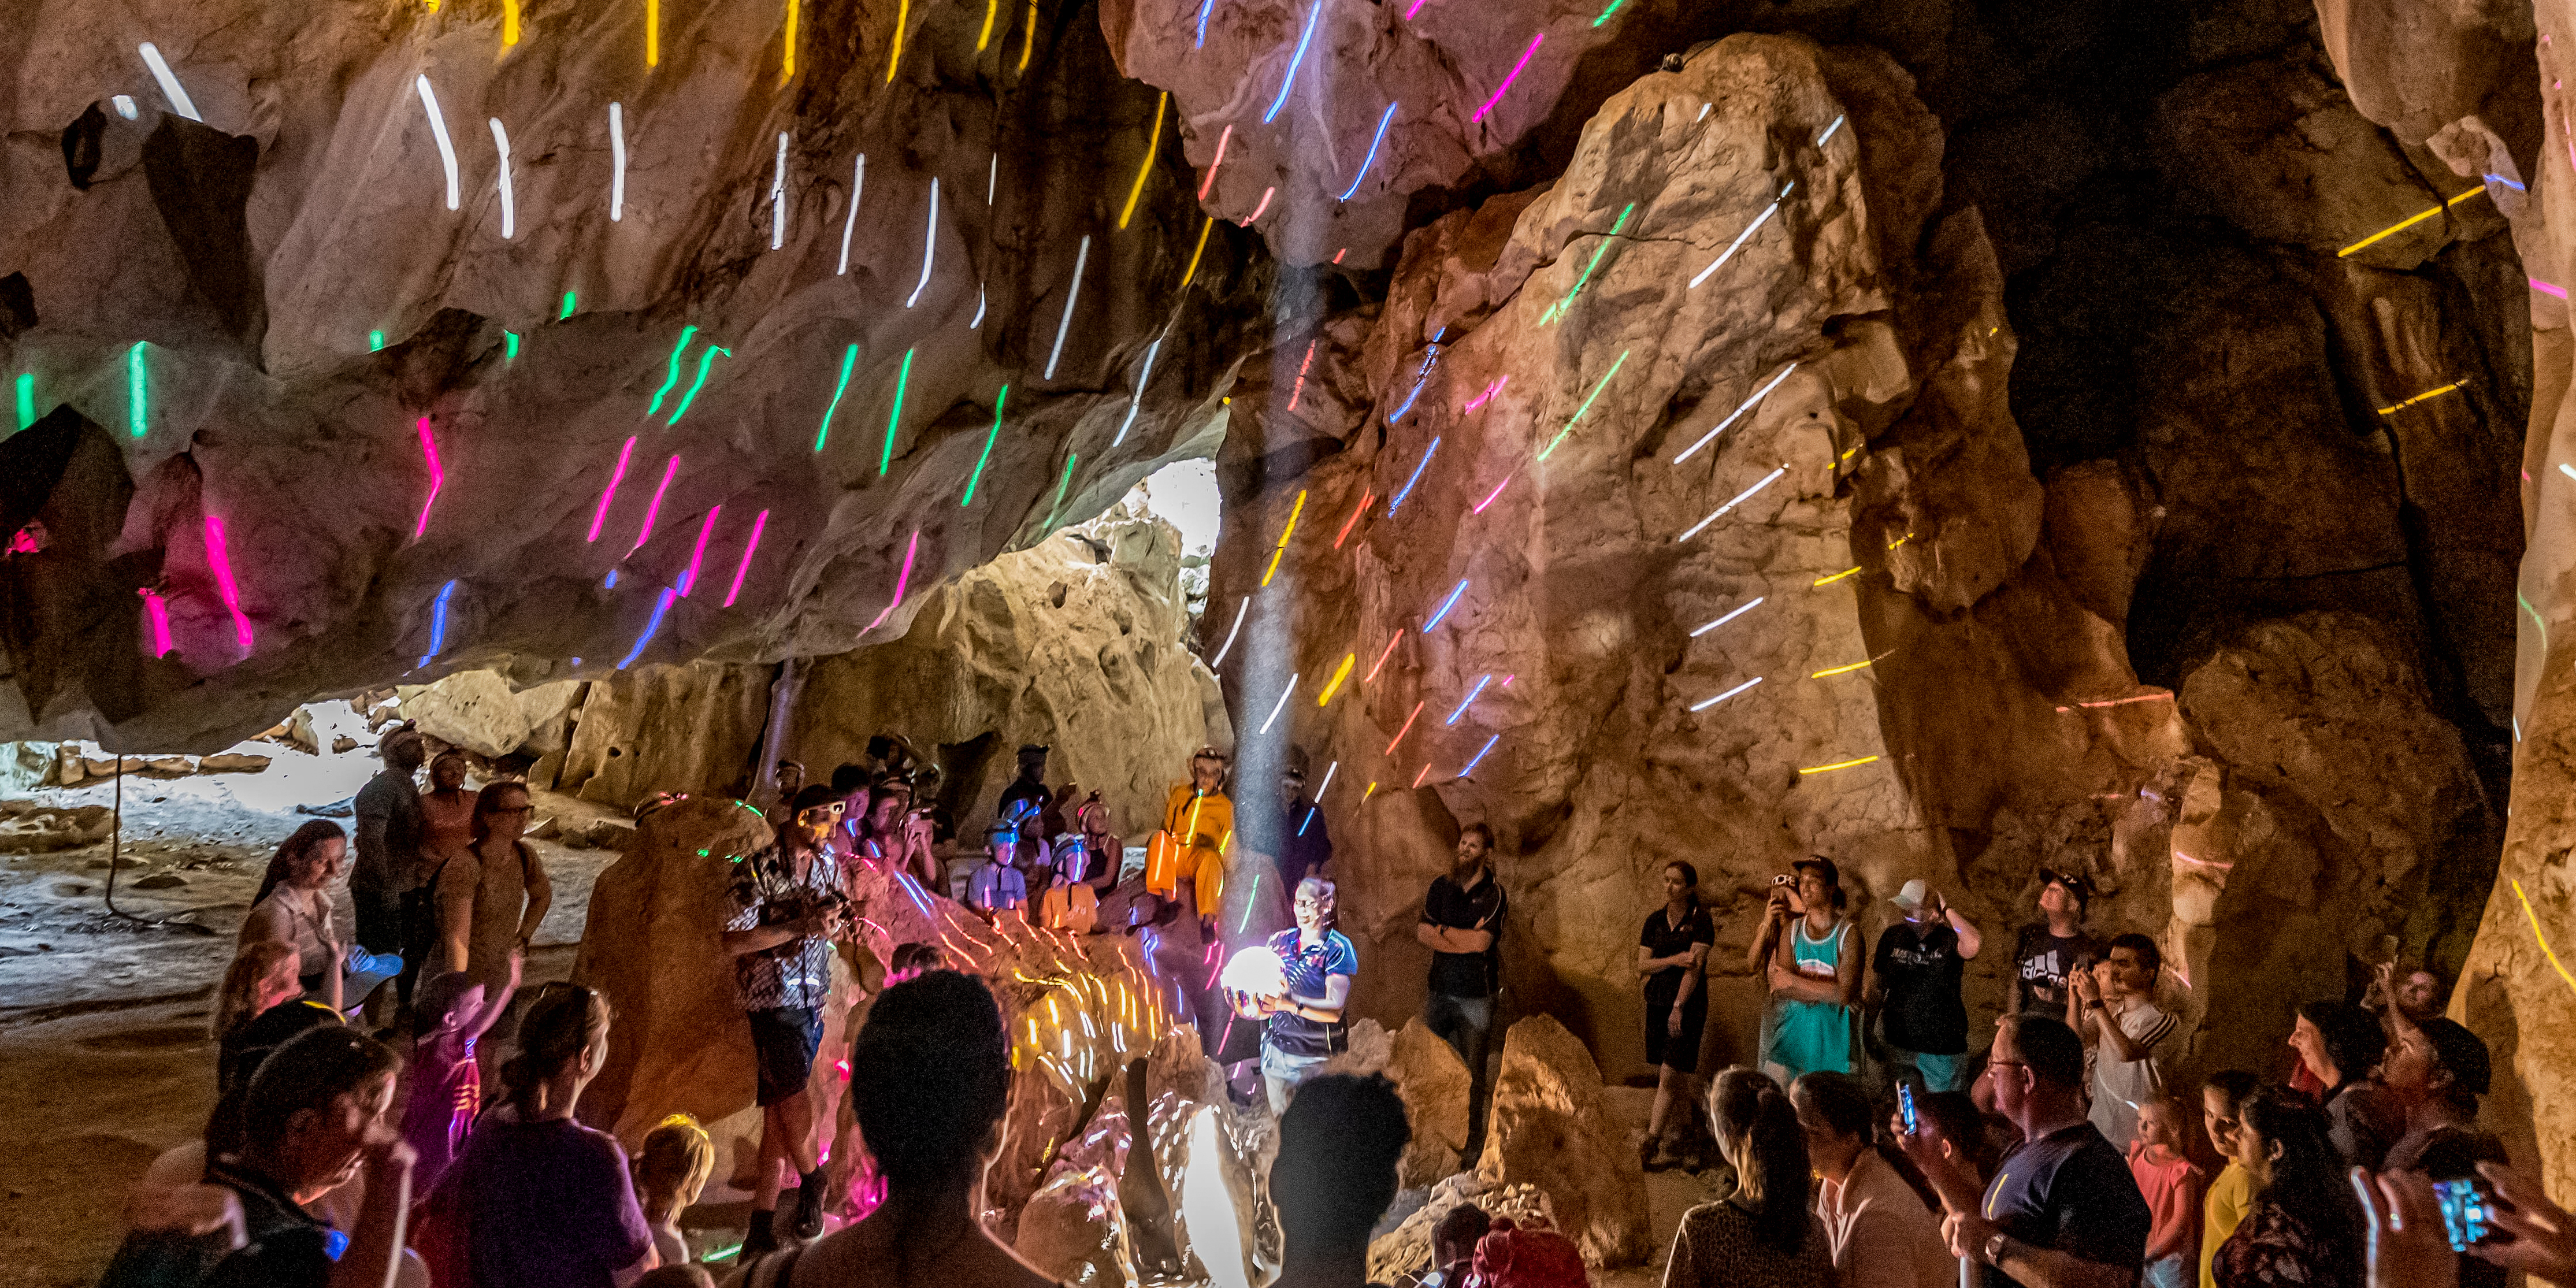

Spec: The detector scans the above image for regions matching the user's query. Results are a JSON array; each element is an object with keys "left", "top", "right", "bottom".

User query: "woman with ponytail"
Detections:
[
  {"left": 1663, "top": 1067, "right": 1833, "bottom": 1288},
  {"left": 421, "top": 982, "right": 655, "bottom": 1287},
  {"left": 741, "top": 970, "right": 1061, "bottom": 1288}
]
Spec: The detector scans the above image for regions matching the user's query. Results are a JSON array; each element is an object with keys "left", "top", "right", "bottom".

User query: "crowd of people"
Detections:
[{"left": 96, "top": 725, "right": 2576, "bottom": 1288}]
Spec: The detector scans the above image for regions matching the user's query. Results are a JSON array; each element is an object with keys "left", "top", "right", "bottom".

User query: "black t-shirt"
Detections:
[
  {"left": 2012, "top": 925, "right": 2106, "bottom": 1017},
  {"left": 1422, "top": 869, "right": 1508, "bottom": 998},
  {"left": 1639, "top": 905, "right": 1715, "bottom": 1005},
  {"left": 1873, "top": 920, "right": 1968, "bottom": 1055},
  {"left": 1977, "top": 1121, "right": 2150, "bottom": 1288},
  {"left": 99, "top": 1161, "right": 334, "bottom": 1288}
]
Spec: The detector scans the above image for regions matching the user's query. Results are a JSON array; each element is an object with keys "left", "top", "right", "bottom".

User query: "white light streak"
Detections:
[
  {"left": 1111, "top": 339, "right": 1161, "bottom": 446},
  {"left": 138, "top": 44, "right": 201, "bottom": 123},
  {"left": 1690, "top": 596, "right": 1765, "bottom": 637},
  {"left": 905, "top": 177, "right": 938, "bottom": 308},
  {"left": 1689, "top": 675, "right": 1762, "bottom": 711},
  {"left": 416, "top": 75, "right": 459, "bottom": 211},
  {"left": 1688, "top": 183, "right": 1794, "bottom": 289},
  {"left": 1678, "top": 465, "right": 1788, "bottom": 541},
  {"left": 488, "top": 118, "right": 515, "bottom": 239},
  {"left": 112, "top": 95, "right": 138, "bottom": 120},
  {"left": 1259, "top": 674, "right": 1300, "bottom": 734},
  {"left": 1209, "top": 596, "right": 1250, "bottom": 667},
  {"left": 1673, "top": 363, "right": 1798, "bottom": 463},
  {"left": 1816, "top": 114, "right": 1844, "bottom": 144},
  {"left": 608, "top": 102, "right": 626, "bottom": 221},
  {"left": 769, "top": 131, "right": 789, "bottom": 250},
  {"left": 1044, "top": 235, "right": 1090, "bottom": 380},
  {"left": 970, "top": 283, "right": 987, "bottom": 329},
  {"left": 836, "top": 154, "right": 866, "bottom": 274}
]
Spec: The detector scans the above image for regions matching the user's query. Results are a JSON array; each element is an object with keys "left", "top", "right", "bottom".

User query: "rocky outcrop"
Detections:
[
  {"left": 1473, "top": 1015, "right": 1647, "bottom": 1267},
  {"left": 1319, "top": 1016, "right": 1471, "bottom": 1190}
]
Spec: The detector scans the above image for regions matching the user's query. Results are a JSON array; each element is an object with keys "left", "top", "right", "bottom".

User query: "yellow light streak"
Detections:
[
  {"left": 645, "top": 0, "right": 657, "bottom": 65},
  {"left": 2337, "top": 186, "right": 2488, "bottom": 258},
  {"left": 1179, "top": 217, "right": 1215, "bottom": 289},
  {"left": 1260, "top": 489, "right": 1306, "bottom": 587},
  {"left": 502, "top": 0, "right": 521, "bottom": 45},
  {"left": 2376, "top": 381, "right": 2461, "bottom": 415},
  {"left": 1798, "top": 755, "right": 1880, "bottom": 775},
  {"left": 2512, "top": 878, "right": 2576, "bottom": 997},
  {"left": 781, "top": 0, "right": 798, "bottom": 84},
  {"left": 1812, "top": 567, "right": 1860, "bottom": 587},
  {"left": 1019, "top": 0, "right": 1036, "bottom": 72},
  {"left": 1810, "top": 659, "right": 1873, "bottom": 678},
  {"left": 884, "top": 0, "right": 907, "bottom": 81},
  {"left": 977, "top": 0, "right": 999, "bottom": 50},
  {"left": 1317, "top": 652, "right": 1356, "bottom": 705},
  {"left": 1118, "top": 92, "right": 1168, "bottom": 230}
]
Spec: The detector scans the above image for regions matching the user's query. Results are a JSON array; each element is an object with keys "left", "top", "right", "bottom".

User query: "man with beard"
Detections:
[{"left": 1417, "top": 823, "right": 1505, "bottom": 1145}]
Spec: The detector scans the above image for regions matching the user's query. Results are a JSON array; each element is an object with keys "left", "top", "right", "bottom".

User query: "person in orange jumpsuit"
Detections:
[{"left": 1147, "top": 747, "right": 1235, "bottom": 938}]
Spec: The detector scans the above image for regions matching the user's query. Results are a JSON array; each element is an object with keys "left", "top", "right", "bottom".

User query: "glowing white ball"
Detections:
[{"left": 1219, "top": 945, "right": 1286, "bottom": 998}]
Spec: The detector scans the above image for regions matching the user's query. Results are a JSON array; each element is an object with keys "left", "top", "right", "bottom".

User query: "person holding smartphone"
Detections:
[{"left": 1869, "top": 880, "right": 1981, "bottom": 1094}]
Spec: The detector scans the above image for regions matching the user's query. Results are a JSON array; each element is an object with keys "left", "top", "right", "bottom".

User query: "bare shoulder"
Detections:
[{"left": 786, "top": 1224, "right": 1062, "bottom": 1288}]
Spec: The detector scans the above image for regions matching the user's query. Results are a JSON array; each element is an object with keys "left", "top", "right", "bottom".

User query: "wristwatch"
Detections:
[{"left": 1983, "top": 1232, "right": 2013, "bottom": 1266}]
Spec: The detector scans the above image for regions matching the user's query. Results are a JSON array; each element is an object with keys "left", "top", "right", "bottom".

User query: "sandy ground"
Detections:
[{"left": 0, "top": 747, "right": 622, "bottom": 1288}]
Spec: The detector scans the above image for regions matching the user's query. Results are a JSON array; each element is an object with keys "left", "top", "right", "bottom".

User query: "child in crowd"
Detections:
[
  {"left": 966, "top": 823, "right": 1029, "bottom": 922},
  {"left": 209, "top": 942, "right": 302, "bottom": 1072},
  {"left": 633, "top": 1114, "right": 716, "bottom": 1270},
  {"left": 886, "top": 942, "right": 944, "bottom": 984},
  {"left": 401, "top": 949, "right": 522, "bottom": 1195},
  {"left": 2129, "top": 1096, "right": 2205, "bottom": 1288},
  {"left": 2199, "top": 1070, "right": 2258, "bottom": 1288}
]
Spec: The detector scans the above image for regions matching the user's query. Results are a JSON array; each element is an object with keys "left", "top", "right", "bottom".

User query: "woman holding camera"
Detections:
[{"left": 1760, "top": 858, "right": 1858, "bottom": 1082}]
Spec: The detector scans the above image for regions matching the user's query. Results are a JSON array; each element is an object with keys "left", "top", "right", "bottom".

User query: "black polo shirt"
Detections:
[{"left": 1422, "top": 867, "right": 1506, "bottom": 999}]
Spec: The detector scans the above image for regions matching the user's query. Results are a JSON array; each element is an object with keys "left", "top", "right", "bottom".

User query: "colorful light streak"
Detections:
[
  {"left": 882, "top": 347, "right": 914, "bottom": 475},
  {"left": 667, "top": 346, "right": 730, "bottom": 425},
  {"left": 769, "top": 132, "right": 790, "bottom": 249},
  {"left": 837, "top": 154, "right": 866, "bottom": 274},
  {"left": 1119, "top": 94, "right": 1168, "bottom": 229},
  {"left": 1390, "top": 376, "right": 1430, "bottom": 422},
  {"left": 1257, "top": 674, "right": 1300, "bottom": 734},
  {"left": 1472, "top": 33, "right": 1543, "bottom": 124},
  {"left": 1673, "top": 362, "right": 1796, "bottom": 463},
  {"left": 2052, "top": 692, "right": 2176, "bottom": 712},
  {"left": 1457, "top": 735, "right": 1499, "bottom": 778},
  {"left": 1044, "top": 452, "right": 1079, "bottom": 529},
  {"left": 1334, "top": 492, "right": 1374, "bottom": 549},
  {"left": 647, "top": 327, "right": 699, "bottom": 417},
  {"left": 1245, "top": 185, "right": 1275, "bottom": 224},
  {"left": 629, "top": 454, "right": 679, "bottom": 557},
  {"left": 1317, "top": 654, "right": 1355, "bottom": 705},
  {"left": 1260, "top": 489, "right": 1307, "bottom": 586},
  {"left": 1384, "top": 701, "right": 1424, "bottom": 755},
  {"left": 1338, "top": 102, "right": 1400, "bottom": 202},
  {"left": 907, "top": 179, "right": 939, "bottom": 308},
  {"left": 1797, "top": 755, "right": 1879, "bottom": 775},
  {"left": 138, "top": 43, "right": 202, "bottom": 123},
  {"left": 127, "top": 343, "right": 146, "bottom": 437},
  {"left": 1815, "top": 114, "right": 1844, "bottom": 145},
  {"left": 814, "top": 344, "right": 858, "bottom": 452},
  {"left": 113, "top": 95, "right": 136, "bottom": 119},
  {"left": 1195, "top": 0, "right": 1216, "bottom": 44},
  {"left": 1689, "top": 676, "right": 1761, "bottom": 711},
  {"left": 1111, "top": 339, "right": 1161, "bottom": 446},
  {"left": 2510, "top": 879, "right": 2576, "bottom": 998},
  {"left": 489, "top": 118, "right": 515, "bottom": 239},
  {"left": 369, "top": 331, "right": 385, "bottom": 352},
  {"left": 1589, "top": 0, "right": 1625, "bottom": 24},
  {"left": 1181, "top": 217, "right": 1216, "bottom": 289},
  {"left": 1811, "top": 566, "right": 1859, "bottom": 587},
  {"left": 140, "top": 589, "right": 173, "bottom": 658},
  {"left": 1688, "top": 184, "right": 1794, "bottom": 289},
  {"left": 1044, "top": 236, "right": 1090, "bottom": 380},
  {"left": 1445, "top": 674, "right": 1493, "bottom": 725},
  {"left": 963, "top": 386, "right": 1008, "bottom": 505},
  {"left": 1019, "top": 0, "right": 1037, "bottom": 72},
  {"left": 416, "top": 75, "right": 459, "bottom": 211},
  {"left": 1199, "top": 125, "right": 1233, "bottom": 199},
  {"left": 1422, "top": 578, "right": 1468, "bottom": 632},
  {"left": 502, "top": 0, "right": 521, "bottom": 46},
  {"left": 201, "top": 514, "right": 254, "bottom": 651},
  {"left": 780, "top": 0, "right": 799, "bottom": 82},
  {"left": 1464, "top": 376, "right": 1509, "bottom": 413},
  {"left": 1389, "top": 439, "right": 1441, "bottom": 513},
  {"left": 882, "top": 0, "right": 909, "bottom": 81},
  {"left": 617, "top": 589, "right": 677, "bottom": 669},
  {"left": 2337, "top": 185, "right": 2488, "bottom": 257},
  {"left": 723, "top": 510, "right": 769, "bottom": 607},
  {"left": 977, "top": 0, "right": 999, "bottom": 49},
  {"left": 863, "top": 529, "right": 921, "bottom": 633},
  {"left": 2534, "top": 278, "right": 2568, "bottom": 300},
  {"left": 559, "top": 291, "right": 577, "bottom": 320},
  {"left": 1677, "top": 465, "right": 1787, "bottom": 541},
  {"left": 645, "top": 0, "right": 658, "bottom": 66},
  {"left": 1538, "top": 350, "right": 1629, "bottom": 461},
  {"left": 2376, "top": 381, "right": 2462, "bottom": 415},
  {"left": 588, "top": 437, "right": 637, "bottom": 543},
  {"left": 1690, "top": 596, "right": 1763, "bottom": 636},
  {"left": 1209, "top": 596, "right": 1249, "bottom": 667},
  {"left": 411, "top": 417, "right": 446, "bottom": 541},
  {"left": 1810, "top": 656, "right": 1873, "bottom": 678},
  {"left": 1264, "top": 2, "right": 1323, "bottom": 123},
  {"left": 678, "top": 506, "right": 722, "bottom": 596},
  {"left": 1472, "top": 476, "right": 1513, "bottom": 514},
  {"left": 420, "top": 579, "right": 458, "bottom": 667},
  {"left": 1540, "top": 203, "right": 1634, "bottom": 325},
  {"left": 1365, "top": 632, "right": 1401, "bottom": 682},
  {"left": 9, "top": 373, "right": 28, "bottom": 429}
]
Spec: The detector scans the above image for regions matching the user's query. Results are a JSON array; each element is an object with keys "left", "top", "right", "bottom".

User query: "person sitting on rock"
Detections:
[
  {"left": 724, "top": 784, "right": 851, "bottom": 1255},
  {"left": 1068, "top": 793, "right": 1124, "bottom": 897},
  {"left": 736, "top": 971, "right": 1059, "bottom": 1288},
  {"left": 966, "top": 822, "right": 1029, "bottom": 923},
  {"left": 240, "top": 821, "right": 352, "bottom": 1014},
  {"left": 1147, "top": 747, "right": 1235, "bottom": 938},
  {"left": 1270, "top": 1074, "right": 1412, "bottom": 1288}
]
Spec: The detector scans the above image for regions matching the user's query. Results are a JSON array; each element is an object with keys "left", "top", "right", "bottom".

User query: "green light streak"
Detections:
[
  {"left": 1537, "top": 349, "right": 1631, "bottom": 461},
  {"left": 503, "top": 332, "right": 521, "bottom": 361},
  {"left": 882, "top": 347, "right": 914, "bottom": 476},
  {"left": 647, "top": 326, "right": 700, "bottom": 417},
  {"left": 2523, "top": 591, "right": 2550, "bottom": 652},
  {"left": 667, "top": 345, "right": 730, "bottom": 425},
  {"left": 814, "top": 343, "right": 859, "bottom": 452},
  {"left": 559, "top": 291, "right": 578, "bottom": 320},
  {"left": 13, "top": 373, "right": 31, "bottom": 430},
  {"left": 128, "top": 343, "right": 147, "bottom": 438},
  {"left": 963, "top": 385, "right": 1009, "bottom": 505},
  {"left": 368, "top": 330, "right": 385, "bottom": 352},
  {"left": 1589, "top": 0, "right": 1625, "bottom": 25},
  {"left": 1541, "top": 203, "right": 1633, "bottom": 326},
  {"left": 1044, "top": 451, "right": 1079, "bottom": 529}
]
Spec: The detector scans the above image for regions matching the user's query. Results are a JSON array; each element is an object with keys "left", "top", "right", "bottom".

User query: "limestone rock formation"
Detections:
[
  {"left": 1473, "top": 1015, "right": 1647, "bottom": 1267},
  {"left": 1318, "top": 1016, "right": 1472, "bottom": 1190}
]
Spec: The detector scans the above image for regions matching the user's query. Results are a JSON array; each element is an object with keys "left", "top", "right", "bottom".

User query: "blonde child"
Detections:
[
  {"left": 2130, "top": 1096, "right": 2203, "bottom": 1288},
  {"left": 633, "top": 1113, "right": 717, "bottom": 1268}
]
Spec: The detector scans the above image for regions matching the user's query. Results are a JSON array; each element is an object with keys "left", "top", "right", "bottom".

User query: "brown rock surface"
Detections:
[
  {"left": 1318, "top": 1016, "right": 1471, "bottom": 1189},
  {"left": 1473, "top": 1015, "right": 1647, "bottom": 1267}
]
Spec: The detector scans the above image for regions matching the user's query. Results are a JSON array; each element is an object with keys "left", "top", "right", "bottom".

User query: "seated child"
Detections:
[{"left": 633, "top": 1113, "right": 715, "bottom": 1270}]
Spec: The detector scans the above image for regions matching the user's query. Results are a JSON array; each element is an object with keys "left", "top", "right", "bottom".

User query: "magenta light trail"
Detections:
[
  {"left": 1044, "top": 235, "right": 1090, "bottom": 380},
  {"left": 905, "top": 178, "right": 939, "bottom": 308},
  {"left": 1456, "top": 734, "right": 1499, "bottom": 778},
  {"left": 1198, "top": 125, "right": 1233, "bottom": 199},
  {"left": 629, "top": 454, "right": 680, "bottom": 556},
  {"left": 140, "top": 589, "right": 174, "bottom": 657},
  {"left": 1402, "top": 0, "right": 1428, "bottom": 17},
  {"left": 1209, "top": 595, "right": 1250, "bottom": 667},
  {"left": 1263, "top": 1, "right": 1324, "bottom": 124},
  {"left": 1463, "top": 375, "right": 1508, "bottom": 413},
  {"left": 723, "top": 510, "right": 770, "bottom": 607},
  {"left": 678, "top": 505, "right": 722, "bottom": 596},
  {"left": 588, "top": 437, "right": 637, "bottom": 543},
  {"left": 1471, "top": 33, "right": 1544, "bottom": 125},
  {"left": 1338, "top": 102, "right": 1399, "bottom": 202},
  {"left": 837, "top": 154, "right": 866, "bottom": 274},
  {"left": 1288, "top": 339, "right": 1319, "bottom": 411},
  {"left": 1384, "top": 701, "right": 1425, "bottom": 755},
  {"left": 1688, "top": 675, "right": 1760, "bottom": 711},
  {"left": 1422, "top": 578, "right": 1468, "bottom": 631},
  {"left": 1672, "top": 362, "right": 1798, "bottom": 463},
  {"left": 1445, "top": 674, "right": 1492, "bottom": 725},
  {"left": 201, "top": 514, "right": 254, "bottom": 651},
  {"left": 863, "top": 529, "right": 921, "bottom": 632},
  {"left": 2534, "top": 278, "right": 2568, "bottom": 300},
  {"left": 1472, "top": 476, "right": 1512, "bottom": 514},
  {"left": 412, "top": 417, "right": 446, "bottom": 541},
  {"left": 1257, "top": 674, "right": 1300, "bottom": 734},
  {"left": 616, "top": 589, "right": 677, "bottom": 669},
  {"left": 1365, "top": 632, "right": 1401, "bottom": 682},
  {"left": 1245, "top": 185, "right": 1275, "bottom": 224},
  {"left": 1678, "top": 464, "right": 1787, "bottom": 541},
  {"left": 1689, "top": 183, "right": 1793, "bottom": 288},
  {"left": 1690, "top": 596, "right": 1764, "bottom": 636}
]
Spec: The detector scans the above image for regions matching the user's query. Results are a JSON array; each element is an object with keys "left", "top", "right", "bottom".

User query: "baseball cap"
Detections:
[{"left": 1892, "top": 879, "right": 1929, "bottom": 911}]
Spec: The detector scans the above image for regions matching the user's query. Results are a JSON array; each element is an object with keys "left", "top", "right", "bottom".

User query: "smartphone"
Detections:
[
  {"left": 1898, "top": 1082, "right": 1918, "bottom": 1134},
  {"left": 2434, "top": 1177, "right": 2499, "bottom": 1251}
]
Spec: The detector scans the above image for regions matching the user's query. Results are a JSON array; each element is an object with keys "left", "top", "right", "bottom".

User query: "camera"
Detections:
[
  {"left": 2435, "top": 1177, "right": 2503, "bottom": 1250},
  {"left": 1772, "top": 874, "right": 1795, "bottom": 887}
]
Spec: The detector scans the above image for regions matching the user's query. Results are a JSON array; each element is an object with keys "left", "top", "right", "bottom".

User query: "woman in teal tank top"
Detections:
[{"left": 1765, "top": 857, "right": 1857, "bottom": 1079}]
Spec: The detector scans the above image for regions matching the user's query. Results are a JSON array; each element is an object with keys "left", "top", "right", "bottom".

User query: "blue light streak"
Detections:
[
  {"left": 617, "top": 588, "right": 676, "bottom": 669},
  {"left": 1457, "top": 734, "right": 1499, "bottom": 778},
  {"left": 1338, "top": 102, "right": 1399, "bottom": 202},
  {"left": 419, "top": 580, "right": 458, "bottom": 668},
  {"left": 1389, "top": 437, "right": 1441, "bottom": 513},
  {"left": 1263, "top": 2, "right": 1323, "bottom": 124},
  {"left": 1445, "top": 673, "right": 1492, "bottom": 725},
  {"left": 1422, "top": 578, "right": 1468, "bottom": 632}
]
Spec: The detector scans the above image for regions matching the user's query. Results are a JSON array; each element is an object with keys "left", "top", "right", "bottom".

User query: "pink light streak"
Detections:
[
  {"left": 723, "top": 509, "right": 770, "bottom": 607},
  {"left": 2536, "top": 277, "right": 2569, "bottom": 300},
  {"left": 139, "top": 589, "right": 173, "bottom": 657},
  {"left": 629, "top": 454, "right": 679, "bottom": 557},
  {"left": 677, "top": 505, "right": 722, "bottom": 596},
  {"left": 1402, "top": 0, "right": 1428, "bottom": 18},
  {"left": 1197, "top": 125, "right": 1232, "bottom": 199},
  {"left": 201, "top": 514, "right": 254, "bottom": 651},
  {"left": 587, "top": 436, "right": 637, "bottom": 543},
  {"left": 1472, "top": 34, "right": 1544, "bottom": 125},
  {"left": 1384, "top": 700, "right": 1424, "bottom": 755},
  {"left": 1331, "top": 247, "right": 1346, "bottom": 264},
  {"left": 863, "top": 528, "right": 920, "bottom": 632},
  {"left": 1365, "top": 632, "right": 1401, "bottom": 682},
  {"left": 1464, "top": 375, "right": 1509, "bottom": 412},
  {"left": 1244, "top": 185, "right": 1275, "bottom": 225},
  {"left": 1412, "top": 762, "right": 1433, "bottom": 788},
  {"left": 1472, "top": 476, "right": 1512, "bottom": 513},
  {"left": 2172, "top": 851, "right": 2235, "bottom": 870},
  {"left": 1334, "top": 490, "right": 1374, "bottom": 549},
  {"left": 411, "top": 417, "right": 445, "bottom": 541},
  {"left": 1289, "top": 340, "right": 1318, "bottom": 411}
]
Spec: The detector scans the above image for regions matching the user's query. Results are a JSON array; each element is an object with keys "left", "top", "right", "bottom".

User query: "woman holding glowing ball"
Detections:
[{"left": 1225, "top": 876, "right": 1356, "bottom": 1114}]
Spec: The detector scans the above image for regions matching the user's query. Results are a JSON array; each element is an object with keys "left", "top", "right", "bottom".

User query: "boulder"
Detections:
[
  {"left": 0, "top": 804, "right": 114, "bottom": 853},
  {"left": 1319, "top": 1017, "right": 1473, "bottom": 1189},
  {"left": 399, "top": 670, "right": 535, "bottom": 759},
  {"left": 1368, "top": 1171, "right": 1558, "bottom": 1286},
  {"left": 1473, "top": 1015, "right": 1649, "bottom": 1267},
  {"left": 196, "top": 754, "right": 270, "bottom": 774}
]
